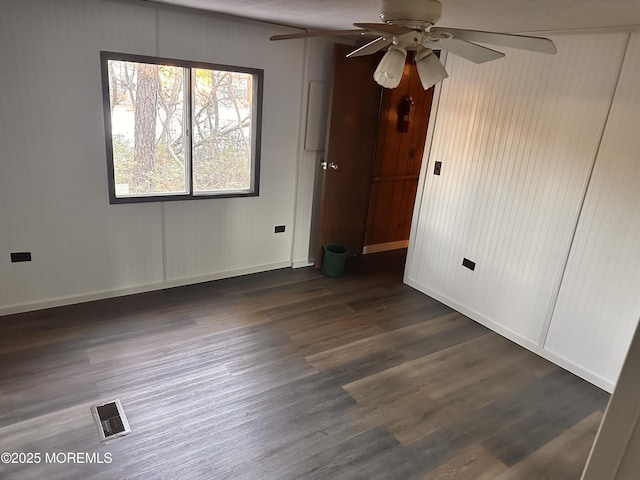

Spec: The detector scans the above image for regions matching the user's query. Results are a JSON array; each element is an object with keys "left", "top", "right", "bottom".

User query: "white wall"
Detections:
[
  {"left": 406, "top": 32, "right": 635, "bottom": 392},
  {"left": 292, "top": 41, "right": 333, "bottom": 268},
  {"left": 546, "top": 33, "right": 640, "bottom": 386},
  {"left": 0, "top": 0, "right": 332, "bottom": 314}
]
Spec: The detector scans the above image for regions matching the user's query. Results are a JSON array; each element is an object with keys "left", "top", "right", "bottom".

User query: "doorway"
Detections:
[
  {"left": 314, "top": 44, "right": 435, "bottom": 268},
  {"left": 363, "top": 52, "right": 434, "bottom": 255}
]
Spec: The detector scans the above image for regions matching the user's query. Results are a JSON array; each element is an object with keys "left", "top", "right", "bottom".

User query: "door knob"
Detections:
[{"left": 321, "top": 161, "right": 339, "bottom": 170}]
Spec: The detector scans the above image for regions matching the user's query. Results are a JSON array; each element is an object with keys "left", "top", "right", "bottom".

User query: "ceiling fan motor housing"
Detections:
[{"left": 380, "top": 0, "right": 442, "bottom": 29}]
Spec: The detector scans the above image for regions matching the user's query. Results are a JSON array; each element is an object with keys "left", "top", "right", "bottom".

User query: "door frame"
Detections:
[{"left": 403, "top": 52, "right": 447, "bottom": 283}]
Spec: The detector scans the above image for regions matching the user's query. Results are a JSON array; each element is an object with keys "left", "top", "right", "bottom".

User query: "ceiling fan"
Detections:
[{"left": 270, "top": 0, "right": 557, "bottom": 90}]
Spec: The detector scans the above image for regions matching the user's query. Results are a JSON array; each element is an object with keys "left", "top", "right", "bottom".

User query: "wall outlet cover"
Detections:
[
  {"left": 462, "top": 258, "right": 476, "bottom": 271},
  {"left": 11, "top": 252, "right": 32, "bottom": 262}
]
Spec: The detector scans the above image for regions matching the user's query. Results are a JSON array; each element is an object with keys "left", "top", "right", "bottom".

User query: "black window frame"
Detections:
[{"left": 100, "top": 51, "right": 263, "bottom": 204}]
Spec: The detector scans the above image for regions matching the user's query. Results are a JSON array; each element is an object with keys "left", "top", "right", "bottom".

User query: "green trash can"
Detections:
[{"left": 321, "top": 243, "right": 349, "bottom": 277}]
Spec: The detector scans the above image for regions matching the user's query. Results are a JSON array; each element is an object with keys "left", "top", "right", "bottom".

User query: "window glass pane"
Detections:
[
  {"left": 191, "top": 68, "right": 254, "bottom": 193},
  {"left": 107, "top": 60, "right": 187, "bottom": 196}
]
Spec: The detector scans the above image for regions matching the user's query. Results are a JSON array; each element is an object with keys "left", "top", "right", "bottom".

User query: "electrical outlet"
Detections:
[
  {"left": 274, "top": 225, "right": 285, "bottom": 233},
  {"left": 462, "top": 258, "right": 476, "bottom": 271},
  {"left": 11, "top": 252, "right": 32, "bottom": 262},
  {"left": 434, "top": 161, "right": 442, "bottom": 175}
]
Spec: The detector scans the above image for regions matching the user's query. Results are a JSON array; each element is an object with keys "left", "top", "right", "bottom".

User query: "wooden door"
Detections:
[
  {"left": 363, "top": 54, "right": 434, "bottom": 253},
  {"left": 314, "top": 44, "right": 383, "bottom": 267}
]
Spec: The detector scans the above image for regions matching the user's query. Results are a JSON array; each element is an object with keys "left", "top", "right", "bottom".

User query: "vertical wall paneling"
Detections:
[
  {"left": 0, "top": 0, "right": 330, "bottom": 314},
  {"left": 406, "top": 33, "right": 628, "bottom": 389},
  {"left": 0, "top": 0, "right": 163, "bottom": 311},
  {"left": 156, "top": 9, "right": 304, "bottom": 281},
  {"left": 545, "top": 33, "right": 640, "bottom": 386}
]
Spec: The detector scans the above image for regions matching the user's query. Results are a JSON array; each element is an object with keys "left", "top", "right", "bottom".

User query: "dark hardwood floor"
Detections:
[{"left": 0, "top": 251, "right": 608, "bottom": 479}]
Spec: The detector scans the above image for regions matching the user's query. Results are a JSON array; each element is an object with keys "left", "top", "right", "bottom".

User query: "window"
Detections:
[{"left": 100, "top": 52, "right": 263, "bottom": 203}]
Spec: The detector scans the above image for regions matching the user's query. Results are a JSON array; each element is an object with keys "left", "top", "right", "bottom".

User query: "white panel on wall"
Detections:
[
  {"left": 545, "top": 33, "right": 640, "bottom": 386},
  {"left": 406, "top": 33, "right": 628, "bottom": 345},
  {"left": 155, "top": 8, "right": 306, "bottom": 280},
  {"left": 0, "top": 0, "right": 164, "bottom": 312},
  {"left": 0, "top": 0, "right": 327, "bottom": 314}
]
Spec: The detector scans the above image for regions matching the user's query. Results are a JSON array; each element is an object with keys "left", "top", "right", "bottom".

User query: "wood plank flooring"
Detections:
[{"left": 0, "top": 250, "right": 609, "bottom": 479}]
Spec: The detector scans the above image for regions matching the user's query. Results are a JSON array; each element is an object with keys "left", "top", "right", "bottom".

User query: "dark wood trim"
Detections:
[{"left": 371, "top": 175, "right": 419, "bottom": 182}]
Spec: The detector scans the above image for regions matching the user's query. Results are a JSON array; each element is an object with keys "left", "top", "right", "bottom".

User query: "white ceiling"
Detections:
[{"left": 146, "top": 0, "right": 640, "bottom": 33}]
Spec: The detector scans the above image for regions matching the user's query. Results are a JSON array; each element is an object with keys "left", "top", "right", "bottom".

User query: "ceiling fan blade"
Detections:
[
  {"left": 425, "top": 38, "right": 505, "bottom": 63},
  {"left": 347, "top": 37, "right": 393, "bottom": 57},
  {"left": 270, "top": 29, "right": 367, "bottom": 41},
  {"left": 432, "top": 27, "right": 557, "bottom": 54},
  {"left": 353, "top": 22, "right": 413, "bottom": 36}
]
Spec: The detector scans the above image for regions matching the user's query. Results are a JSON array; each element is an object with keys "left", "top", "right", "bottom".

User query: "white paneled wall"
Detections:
[
  {"left": 406, "top": 33, "right": 630, "bottom": 391},
  {"left": 0, "top": 0, "right": 332, "bottom": 314},
  {"left": 545, "top": 33, "right": 640, "bottom": 386},
  {"left": 0, "top": 0, "right": 164, "bottom": 311},
  {"left": 156, "top": 8, "right": 306, "bottom": 281}
]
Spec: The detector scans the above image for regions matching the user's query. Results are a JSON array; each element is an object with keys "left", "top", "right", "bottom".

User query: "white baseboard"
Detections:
[
  {"left": 405, "top": 277, "right": 615, "bottom": 393},
  {"left": 363, "top": 240, "right": 409, "bottom": 255},
  {"left": 0, "top": 261, "right": 292, "bottom": 317},
  {"left": 292, "top": 260, "right": 314, "bottom": 268}
]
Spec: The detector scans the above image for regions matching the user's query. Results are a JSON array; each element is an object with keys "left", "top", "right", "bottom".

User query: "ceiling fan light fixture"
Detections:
[
  {"left": 373, "top": 44, "right": 407, "bottom": 89},
  {"left": 415, "top": 46, "right": 449, "bottom": 90}
]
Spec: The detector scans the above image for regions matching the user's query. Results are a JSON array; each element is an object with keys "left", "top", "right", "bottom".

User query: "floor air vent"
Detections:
[{"left": 91, "top": 399, "right": 131, "bottom": 442}]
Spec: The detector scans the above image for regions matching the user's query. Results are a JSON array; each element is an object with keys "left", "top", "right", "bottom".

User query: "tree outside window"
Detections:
[{"left": 101, "top": 52, "right": 262, "bottom": 203}]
